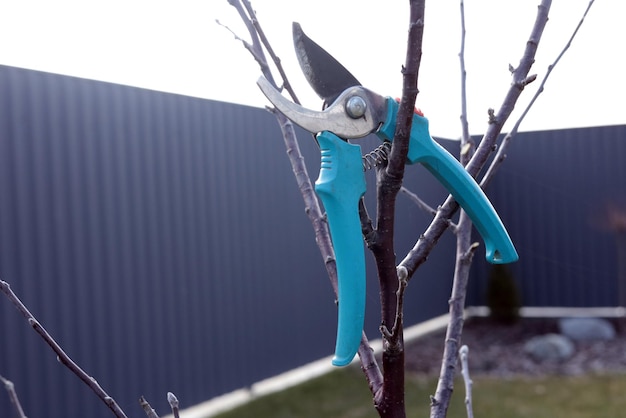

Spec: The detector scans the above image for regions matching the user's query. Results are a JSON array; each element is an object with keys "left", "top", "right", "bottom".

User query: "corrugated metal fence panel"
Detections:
[
  {"left": 469, "top": 125, "right": 626, "bottom": 307},
  {"left": 0, "top": 65, "right": 330, "bottom": 416},
  {"left": 0, "top": 65, "right": 455, "bottom": 417}
]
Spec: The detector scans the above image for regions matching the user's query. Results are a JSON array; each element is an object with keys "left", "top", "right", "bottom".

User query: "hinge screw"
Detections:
[{"left": 345, "top": 96, "right": 367, "bottom": 119}]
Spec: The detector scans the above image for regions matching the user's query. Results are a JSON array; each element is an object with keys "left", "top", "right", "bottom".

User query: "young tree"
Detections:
[{"left": 224, "top": 0, "right": 594, "bottom": 417}]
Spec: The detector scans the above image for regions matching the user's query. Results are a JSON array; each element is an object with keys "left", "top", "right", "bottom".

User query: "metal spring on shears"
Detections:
[{"left": 362, "top": 141, "right": 392, "bottom": 171}]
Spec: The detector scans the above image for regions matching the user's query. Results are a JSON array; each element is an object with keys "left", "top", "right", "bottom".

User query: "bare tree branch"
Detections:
[
  {"left": 429, "top": 2, "right": 478, "bottom": 416},
  {"left": 367, "top": 1, "right": 426, "bottom": 415},
  {"left": 225, "top": 0, "right": 337, "bottom": 285},
  {"left": 458, "top": 0, "right": 471, "bottom": 147},
  {"left": 223, "top": 0, "right": 338, "bottom": 292},
  {"left": 430, "top": 233, "right": 478, "bottom": 418},
  {"left": 430, "top": 1, "right": 596, "bottom": 416},
  {"left": 223, "top": 0, "right": 385, "bottom": 395},
  {"left": 399, "top": 187, "right": 459, "bottom": 232},
  {"left": 225, "top": 0, "right": 271, "bottom": 80},
  {"left": 240, "top": 0, "right": 300, "bottom": 104},
  {"left": 481, "top": 0, "right": 596, "bottom": 186},
  {"left": 0, "top": 280, "right": 129, "bottom": 418},
  {"left": 399, "top": 0, "right": 552, "bottom": 280},
  {"left": 430, "top": 2, "right": 556, "bottom": 416},
  {"left": 0, "top": 374, "right": 28, "bottom": 418},
  {"left": 400, "top": 186, "right": 437, "bottom": 217},
  {"left": 214, "top": 19, "right": 265, "bottom": 66}
]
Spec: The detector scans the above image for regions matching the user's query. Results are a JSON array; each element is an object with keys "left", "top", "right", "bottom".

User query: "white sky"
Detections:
[{"left": 1, "top": 1, "right": 623, "bottom": 138}]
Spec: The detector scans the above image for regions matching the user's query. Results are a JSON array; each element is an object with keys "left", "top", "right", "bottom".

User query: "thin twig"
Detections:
[
  {"left": 240, "top": 0, "right": 300, "bottom": 104},
  {"left": 459, "top": 0, "right": 471, "bottom": 146},
  {"left": 481, "top": 0, "right": 597, "bottom": 186},
  {"left": 167, "top": 392, "right": 180, "bottom": 418},
  {"left": 139, "top": 396, "right": 160, "bottom": 418},
  {"left": 430, "top": 231, "right": 479, "bottom": 418},
  {"left": 400, "top": 186, "right": 437, "bottom": 217},
  {"left": 225, "top": 0, "right": 271, "bottom": 79},
  {"left": 0, "top": 374, "right": 28, "bottom": 418},
  {"left": 380, "top": 266, "right": 409, "bottom": 347},
  {"left": 459, "top": 345, "right": 474, "bottom": 418},
  {"left": 429, "top": 3, "right": 477, "bottom": 416},
  {"left": 224, "top": 0, "right": 339, "bottom": 292},
  {"left": 214, "top": 19, "right": 267, "bottom": 71},
  {"left": 0, "top": 280, "right": 129, "bottom": 418},
  {"left": 400, "top": 187, "right": 459, "bottom": 232}
]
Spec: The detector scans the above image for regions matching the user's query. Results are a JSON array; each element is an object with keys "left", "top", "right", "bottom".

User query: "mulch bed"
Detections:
[{"left": 404, "top": 316, "right": 626, "bottom": 378}]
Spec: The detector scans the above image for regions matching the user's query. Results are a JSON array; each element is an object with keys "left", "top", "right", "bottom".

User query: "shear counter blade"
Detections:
[{"left": 293, "top": 22, "right": 362, "bottom": 105}]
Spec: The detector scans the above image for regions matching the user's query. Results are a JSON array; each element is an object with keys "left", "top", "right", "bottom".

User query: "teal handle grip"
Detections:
[
  {"left": 379, "top": 99, "right": 518, "bottom": 264},
  {"left": 315, "top": 131, "right": 367, "bottom": 366}
]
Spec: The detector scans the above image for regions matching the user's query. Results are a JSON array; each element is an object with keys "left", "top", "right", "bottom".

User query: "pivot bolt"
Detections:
[{"left": 345, "top": 96, "right": 367, "bottom": 119}]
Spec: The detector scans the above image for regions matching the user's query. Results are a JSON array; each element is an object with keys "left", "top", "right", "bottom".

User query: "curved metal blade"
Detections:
[
  {"left": 257, "top": 76, "right": 386, "bottom": 139},
  {"left": 293, "top": 22, "right": 361, "bottom": 106}
]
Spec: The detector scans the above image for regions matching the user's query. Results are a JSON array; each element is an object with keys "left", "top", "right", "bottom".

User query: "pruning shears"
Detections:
[{"left": 257, "top": 23, "right": 518, "bottom": 367}]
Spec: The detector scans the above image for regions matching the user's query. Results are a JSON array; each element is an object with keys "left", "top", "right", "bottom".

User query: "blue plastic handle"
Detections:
[
  {"left": 314, "top": 131, "right": 366, "bottom": 367},
  {"left": 315, "top": 102, "right": 517, "bottom": 367},
  {"left": 378, "top": 99, "right": 518, "bottom": 264}
]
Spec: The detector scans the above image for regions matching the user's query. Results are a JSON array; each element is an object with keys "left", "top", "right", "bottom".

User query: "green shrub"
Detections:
[{"left": 486, "top": 264, "right": 521, "bottom": 324}]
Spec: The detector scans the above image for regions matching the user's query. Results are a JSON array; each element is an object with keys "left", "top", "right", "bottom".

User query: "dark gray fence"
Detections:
[
  {"left": 0, "top": 65, "right": 456, "bottom": 417},
  {"left": 470, "top": 124, "right": 626, "bottom": 307}
]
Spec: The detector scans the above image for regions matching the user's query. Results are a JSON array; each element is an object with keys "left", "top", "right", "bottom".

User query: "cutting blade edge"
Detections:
[{"left": 293, "top": 22, "right": 361, "bottom": 106}]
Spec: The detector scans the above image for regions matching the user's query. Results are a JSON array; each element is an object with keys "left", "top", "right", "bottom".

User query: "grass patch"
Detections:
[{"left": 213, "top": 367, "right": 626, "bottom": 417}]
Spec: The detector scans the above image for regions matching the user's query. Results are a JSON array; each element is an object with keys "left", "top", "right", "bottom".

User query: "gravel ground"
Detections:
[{"left": 405, "top": 317, "right": 626, "bottom": 378}]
